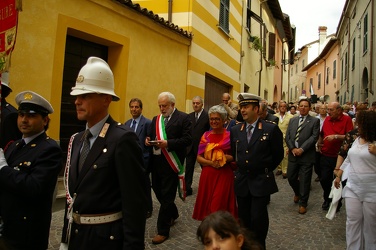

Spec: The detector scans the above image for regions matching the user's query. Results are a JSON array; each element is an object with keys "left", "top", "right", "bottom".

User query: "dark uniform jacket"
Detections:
[
  {"left": 265, "top": 112, "right": 279, "bottom": 124},
  {"left": 230, "top": 119, "right": 284, "bottom": 197},
  {"left": 61, "top": 116, "right": 147, "bottom": 250},
  {"left": 0, "top": 133, "right": 62, "bottom": 249},
  {"left": 0, "top": 101, "right": 22, "bottom": 148}
]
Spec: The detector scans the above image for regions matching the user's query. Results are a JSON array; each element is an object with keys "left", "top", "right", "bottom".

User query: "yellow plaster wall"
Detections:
[{"left": 8, "top": 0, "right": 191, "bottom": 140}]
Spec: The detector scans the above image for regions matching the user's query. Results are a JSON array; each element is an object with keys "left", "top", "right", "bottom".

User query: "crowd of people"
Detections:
[{"left": 0, "top": 62, "right": 375, "bottom": 249}]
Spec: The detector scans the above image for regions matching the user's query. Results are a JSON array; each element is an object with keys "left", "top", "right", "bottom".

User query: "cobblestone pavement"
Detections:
[{"left": 49, "top": 167, "right": 346, "bottom": 250}]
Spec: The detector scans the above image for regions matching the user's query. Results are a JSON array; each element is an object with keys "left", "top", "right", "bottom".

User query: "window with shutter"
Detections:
[
  {"left": 219, "top": 0, "right": 230, "bottom": 34},
  {"left": 268, "top": 33, "right": 275, "bottom": 60}
]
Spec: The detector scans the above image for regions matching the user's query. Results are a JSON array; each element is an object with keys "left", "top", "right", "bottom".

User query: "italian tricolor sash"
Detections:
[{"left": 156, "top": 114, "right": 186, "bottom": 201}]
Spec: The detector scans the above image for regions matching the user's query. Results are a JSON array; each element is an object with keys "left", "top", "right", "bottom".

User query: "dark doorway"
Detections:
[{"left": 204, "top": 74, "right": 231, "bottom": 111}]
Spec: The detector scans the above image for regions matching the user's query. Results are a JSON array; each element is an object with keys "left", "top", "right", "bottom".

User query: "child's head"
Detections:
[
  {"left": 197, "top": 211, "right": 265, "bottom": 250},
  {"left": 197, "top": 211, "right": 243, "bottom": 249}
]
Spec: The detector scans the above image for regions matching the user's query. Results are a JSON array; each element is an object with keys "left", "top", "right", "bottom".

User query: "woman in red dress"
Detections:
[{"left": 192, "top": 105, "right": 237, "bottom": 221}]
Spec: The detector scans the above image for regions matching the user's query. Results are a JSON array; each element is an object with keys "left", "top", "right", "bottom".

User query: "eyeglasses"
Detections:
[{"left": 210, "top": 118, "right": 221, "bottom": 121}]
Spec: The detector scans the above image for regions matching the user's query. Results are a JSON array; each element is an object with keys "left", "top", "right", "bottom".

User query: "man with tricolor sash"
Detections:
[{"left": 145, "top": 92, "right": 192, "bottom": 245}]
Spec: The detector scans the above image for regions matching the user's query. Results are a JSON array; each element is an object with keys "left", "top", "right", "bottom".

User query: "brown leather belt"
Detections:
[{"left": 72, "top": 211, "right": 122, "bottom": 225}]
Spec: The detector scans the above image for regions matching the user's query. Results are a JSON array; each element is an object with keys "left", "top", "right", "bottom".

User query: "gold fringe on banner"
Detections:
[{"left": 16, "top": 0, "right": 22, "bottom": 11}]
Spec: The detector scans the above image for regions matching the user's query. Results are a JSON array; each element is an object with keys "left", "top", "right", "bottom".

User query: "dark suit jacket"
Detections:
[
  {"left": 230, "top": 119, "right": 284, "bottom": 197},
  {"left": 148, "top": 109, "right": 192, "bottom": 165},
  {"left": 125, "top": 115, "right": 152, "bottom": 168},
  {"left": 0, "top": 133, "right": 62, "bottom": 249},
  {"left": 61, "top": 116, "right": 147, "bottom": 250},
  {"left": 285, "top": 115, "right": 320, "bottom": 163},
  {"left": 187, "top": 110, "right": 210, "bottom": 155}
]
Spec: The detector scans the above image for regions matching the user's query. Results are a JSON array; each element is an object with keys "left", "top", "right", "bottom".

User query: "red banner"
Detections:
[{"left": 0, "top": 0, "right": 18, "bottom": 73}]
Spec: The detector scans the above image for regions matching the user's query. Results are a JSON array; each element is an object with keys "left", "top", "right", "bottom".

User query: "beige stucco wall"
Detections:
[
  {"left": 8, "top": 0, "right": 191, "bottom": 140},
  {"left": 305, "top": 44, "right": 339, "bottom": 102}
]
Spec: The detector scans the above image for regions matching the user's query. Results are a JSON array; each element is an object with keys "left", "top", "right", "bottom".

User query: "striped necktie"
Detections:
[
  {"left": 164, "top": 116, "right": 169, "bottom": 126},
  {"left": 295, "top": 117, "right": 304, "bottom": 141}
]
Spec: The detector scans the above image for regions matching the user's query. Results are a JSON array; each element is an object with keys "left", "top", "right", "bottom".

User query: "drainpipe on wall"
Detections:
[
  {"left": 323, "top": 59, "right": 326, "bottom": 97},
  {"left": 168, "top": 0, "right": 173, "bottom": 23},
  {"left": 369, "top": 0, "right": 374, "bottom": 95},
  {"left": 346, "top": 18, "right": 350, "bottom": 95},
  {"left": 280, "top": 41, "right": 283, "bottom": 99},
  {"left": 258, "top": 4, "right": 263, "bottom": 96}
]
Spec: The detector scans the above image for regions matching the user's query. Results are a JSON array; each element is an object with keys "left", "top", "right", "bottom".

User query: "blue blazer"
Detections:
[{"left": 125, "top": 115, "right": 152, "bottom": 168}]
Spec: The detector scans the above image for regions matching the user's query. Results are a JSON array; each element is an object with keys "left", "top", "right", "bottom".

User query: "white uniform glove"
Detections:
[
  {"left": 0, "top": 149, "right": 8, "bottom": 170},
  {"left": 59, "top": 243, "right": 68, "bottom": 250}
]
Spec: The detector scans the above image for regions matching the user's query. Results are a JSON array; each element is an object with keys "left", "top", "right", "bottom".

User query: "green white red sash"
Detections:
[{"left": 156, "top": 114, "right": 186, "bottom": 201}]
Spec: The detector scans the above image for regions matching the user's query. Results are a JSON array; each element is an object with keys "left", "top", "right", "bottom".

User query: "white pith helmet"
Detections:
[
  {"left": 1, "top": 72, "right": 12, "bottom": 91},
  {"left": 70, "top": 57, "right": 120, "bottom": 101}
]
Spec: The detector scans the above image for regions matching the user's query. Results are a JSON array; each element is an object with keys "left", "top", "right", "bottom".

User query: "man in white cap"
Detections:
[
  {"left": 230, "top": 93, "right": 283, "bottom": 249},
  {"left": 60, "top": 57, "right": 147, "bottom": 250},
  {"left": 0, "top": 72, "right": 22, "bottom": 148},
  {"left": 0, "top": 90, "right": 62, "bottom": 249}
]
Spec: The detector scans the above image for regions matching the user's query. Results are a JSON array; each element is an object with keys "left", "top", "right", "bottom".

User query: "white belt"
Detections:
[{"left": 72, "top": 211, "right": 122, "bottom": 225}]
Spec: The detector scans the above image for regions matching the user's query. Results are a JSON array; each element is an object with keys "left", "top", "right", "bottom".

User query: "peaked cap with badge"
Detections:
[
  {"left": 15, "top": 91, "right": 54, "bottom": 116},
  {"left": 237, "top": 93, "right": 262, "bottom": 106}
]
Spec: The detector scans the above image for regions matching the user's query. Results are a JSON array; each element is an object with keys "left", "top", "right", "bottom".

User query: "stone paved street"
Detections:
[{"left": 49, "top": 167, "right": 346, "bottom": 249}]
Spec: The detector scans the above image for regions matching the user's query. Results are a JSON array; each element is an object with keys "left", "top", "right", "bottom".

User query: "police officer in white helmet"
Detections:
[{"left": 60, "top": 57, "right": 147, "bottom": 250}]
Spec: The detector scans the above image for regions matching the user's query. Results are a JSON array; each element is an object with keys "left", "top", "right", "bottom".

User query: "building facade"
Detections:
[
  {"left": 289, "top": 27, "right": 337, "bottom": 103},
  {"left": 134, "top": 0, "right": 295, "bottom": 108},
  {"left": 7, "top": 0, "right": 191, "bottom": 149},
  {"left": 337, "top": 0, "right": 375, "bottom": 105}
]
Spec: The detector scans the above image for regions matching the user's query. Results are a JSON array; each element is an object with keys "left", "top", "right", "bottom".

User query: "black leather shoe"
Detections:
[
  {"left": 186, "top": 189, "right": 193, "bottom": 196},
  {"left": 322, "top": 201, "right": 330, "bottom": 210}
]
